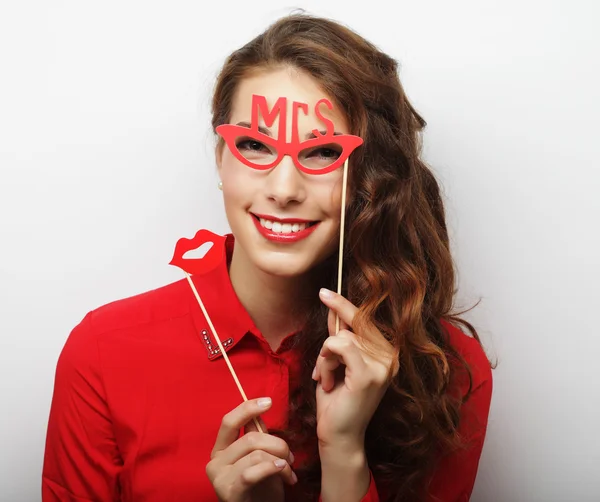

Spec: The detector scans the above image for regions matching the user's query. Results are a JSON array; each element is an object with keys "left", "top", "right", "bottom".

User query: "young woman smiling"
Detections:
[{"left": 43, "top": 13, "right": 492, "bottom": 502}]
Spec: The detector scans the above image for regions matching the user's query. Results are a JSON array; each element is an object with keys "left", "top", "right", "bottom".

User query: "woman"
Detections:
[{"left": 42, "top": 12, "right": 492, "bottom": 502}]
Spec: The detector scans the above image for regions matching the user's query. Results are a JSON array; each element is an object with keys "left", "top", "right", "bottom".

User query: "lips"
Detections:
[
  {"left": 169, "top": 229, "right": 226, "bottom": 275},
  {"left": 251, "top": 213, "right": 320, "bottom": 243},
  {"left": 251, "top": 213, "right": 318, "bottom": 225}
]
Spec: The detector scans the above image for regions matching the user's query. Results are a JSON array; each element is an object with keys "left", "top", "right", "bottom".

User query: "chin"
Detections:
[{"left": 252, "top": 253, "right": 316, "bottom": 279}]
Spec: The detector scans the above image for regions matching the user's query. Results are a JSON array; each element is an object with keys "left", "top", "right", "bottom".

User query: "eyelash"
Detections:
[
  {"left": 235, "top": 139, "right": 342, "bottom": 159},
  {"left": 236, "top": 139, "right": 271, "bottom": 153},
  {"left": 313, "top": 147, "right": 341, "bottom": 159}
]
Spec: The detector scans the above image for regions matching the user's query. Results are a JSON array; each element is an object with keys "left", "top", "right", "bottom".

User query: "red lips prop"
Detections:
[{"left": 169, "top": 229, "right": 225, "bottom": 275}]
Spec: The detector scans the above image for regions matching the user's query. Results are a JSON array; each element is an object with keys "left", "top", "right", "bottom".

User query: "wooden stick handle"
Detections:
[
  {"left": 184, "top": 272, "right": 264, "bottom": 433},
  {"left": 335, "top": 158, "right": 350, "bottom": 335}
]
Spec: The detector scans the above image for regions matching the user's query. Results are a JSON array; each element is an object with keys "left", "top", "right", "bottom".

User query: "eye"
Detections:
[
  {"left": 306, "top": 146, "right": 341, "bottom": 160},
  {"left": 235, "top": 138, "right": 270, "bottom": 153}
]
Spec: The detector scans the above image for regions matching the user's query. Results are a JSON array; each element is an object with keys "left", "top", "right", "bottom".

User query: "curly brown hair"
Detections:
[{"left": 211, "top": 12, "right": 489, "bottom": 501}]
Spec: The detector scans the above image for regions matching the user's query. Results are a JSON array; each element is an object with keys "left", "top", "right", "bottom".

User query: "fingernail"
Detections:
[
  {"left": 289, "top": 451, "right": 295, "bottom": 464},
  {"left": 292, "top": 471, "right": 298, "bottom": 484},
  {"left": 311, "top": 367, "right": 317, "bottom": 380},
  {"left": 319, "top": 288, "right": 333, "bottom": 300},
  {"left": 257, "top": 397, "right": 272, "bottom": 409},
  {"left": 274, "top": 459, "right": 286, "bottom": 468}
]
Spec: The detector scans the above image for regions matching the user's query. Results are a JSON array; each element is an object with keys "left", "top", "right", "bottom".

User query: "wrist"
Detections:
[
  {"left": 319, "top": 442, "right": 370, "bottom": 502},
  {"left": 318, "top": 433, "right": 364, "bottom": 453},
  {"left": 318, "top": 437, "right": 367, "bottom": 466}
]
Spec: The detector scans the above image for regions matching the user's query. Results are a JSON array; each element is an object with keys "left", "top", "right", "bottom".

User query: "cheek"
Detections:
[
  {"left": 220, "top": 156, "right": 254, "bottom": 200},
  {"left": 316, "top": 175, "right": 344, "bottom": 217}
]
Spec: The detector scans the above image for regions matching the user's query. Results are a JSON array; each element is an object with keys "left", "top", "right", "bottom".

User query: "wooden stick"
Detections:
[
  {"left": 335, "top": 158, "right": 350, "bottom": 335},
  {"left": 184, "top": 272, "right": 264, "bottom": 433}
]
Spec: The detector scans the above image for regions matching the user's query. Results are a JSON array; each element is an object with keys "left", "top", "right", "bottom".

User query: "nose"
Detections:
[{"left": 263, "top": 154, "right": 306, "bottom": 207}]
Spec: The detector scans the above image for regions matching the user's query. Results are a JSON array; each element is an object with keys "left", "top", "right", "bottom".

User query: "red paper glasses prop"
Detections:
[{"left": 215, "top": 94, "right": 363, "bottom": 174}]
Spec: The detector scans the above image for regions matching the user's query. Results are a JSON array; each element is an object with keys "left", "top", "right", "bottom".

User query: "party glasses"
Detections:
[
  {"left": 216, "top": 95, "right": 363, "bottom": 175},
  {"left": 216, "top": 124, "right": 363, "bottom": 175}
]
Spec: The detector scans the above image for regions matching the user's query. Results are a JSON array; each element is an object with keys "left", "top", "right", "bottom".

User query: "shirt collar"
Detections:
[{"left": 187, "top": 233, "right": 257, "bottom": 361}]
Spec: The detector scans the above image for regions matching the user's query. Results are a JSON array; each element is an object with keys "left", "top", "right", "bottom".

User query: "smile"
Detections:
[{"left": 250, "top": 213, "right": 320, "bottom": 243}]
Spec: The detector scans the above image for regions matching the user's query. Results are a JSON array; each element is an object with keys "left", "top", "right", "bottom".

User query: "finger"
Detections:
[
  {"left": 234, "top": 451, "right": 297, "bottom": 487},
  {"left": 317, "top": 350, "right": 343, "bottom": 392},
  {"left": 321, "top": 333, "right": 366, "bottom": 369},
  {"left": 319, "top": 288, "right": 357, "bottom": 330},
  {"left": 318, "top": 334, "right": 367, "bottom": 391},
  {"left": 327, "top": 304, "right": 349, "bottom": 335},
  {"left": 211, "top": 398, "right": 272, "bottom": 458},
  {"left": 333, "top": 327, "right": 360, "bottom": 344},
  {"left": 313, "top": 329, "right": 359, "bottom": 382},
  {"left": 218, "top": 431, "right": 294, "bottom": 466},
  {"left": 315, "top": 332, "right": 351, "bottom": 390}
]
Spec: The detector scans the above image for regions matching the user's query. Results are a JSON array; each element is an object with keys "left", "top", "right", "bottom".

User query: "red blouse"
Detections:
[{"left": 42, "top": 234, "right": 492, "bottom": 501}]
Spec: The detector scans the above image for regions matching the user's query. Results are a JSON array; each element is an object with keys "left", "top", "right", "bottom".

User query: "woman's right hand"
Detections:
[{"left": 206, "top": 397, "right": 297, "bottom": 502}]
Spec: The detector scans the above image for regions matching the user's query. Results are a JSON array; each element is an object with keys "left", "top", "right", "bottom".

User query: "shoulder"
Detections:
[
  {"left": 58, "top": 277, "right": 192, "bottom": 367},
  {"left": 84, "top": 277, "right": 192, "bottom": 335},
  {"left": 440, "top": 319, "right": 493, "bottom": 394}
]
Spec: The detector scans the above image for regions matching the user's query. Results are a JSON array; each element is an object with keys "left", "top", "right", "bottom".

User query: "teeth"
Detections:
[{"left": 258, "top": 217, "right": 311, "bottom": 233}]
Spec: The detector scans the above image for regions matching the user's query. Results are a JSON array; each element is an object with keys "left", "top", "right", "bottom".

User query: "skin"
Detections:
[{"left": 210, "top": 66, "right": 396, "bottom": 502}]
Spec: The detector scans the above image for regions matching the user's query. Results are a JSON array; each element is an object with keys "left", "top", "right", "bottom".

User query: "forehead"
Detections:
[{"left": 229, "top": 67, "right": 350, "bottom": 133}]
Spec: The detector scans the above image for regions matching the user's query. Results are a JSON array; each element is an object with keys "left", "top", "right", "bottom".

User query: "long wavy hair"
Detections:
[{"left": 211, "top": 12, "right": 487, "bottom": 501}]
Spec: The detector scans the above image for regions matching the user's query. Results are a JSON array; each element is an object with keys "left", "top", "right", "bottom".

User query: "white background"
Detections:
[{"left": 1, "top": 1, "right": 598, "bottom": 501}]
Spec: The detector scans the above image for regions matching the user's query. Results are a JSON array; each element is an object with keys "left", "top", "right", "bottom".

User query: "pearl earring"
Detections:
[{"left": 218, "top": 180, "right": 223, "bottom": 190}]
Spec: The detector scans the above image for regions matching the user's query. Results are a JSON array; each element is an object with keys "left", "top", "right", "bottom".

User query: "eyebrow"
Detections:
[
  {"left": 236, "top": 121, "right": 271, "bottom": 136},
  {"left": 236, "top": 121, "right": 343, "bottom": 140},
  {"left": 304, "top": 130, "right": 343, "bottom": 140}
]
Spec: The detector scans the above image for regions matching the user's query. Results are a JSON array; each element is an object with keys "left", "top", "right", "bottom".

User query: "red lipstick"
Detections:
[
  {"left": 251, "top": 214, "right": 319, "bottom": 243},
  {"left": 252, "top": 213, "right": 315, "bottom": 224}
]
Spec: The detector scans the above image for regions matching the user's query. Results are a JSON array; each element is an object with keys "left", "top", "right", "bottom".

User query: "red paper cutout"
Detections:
[
  {"left": 216, "top": 94, "right": 363, "bottom": 175},
  {"left": 169, "top": 229, "right": 226, "bottom": 275}
]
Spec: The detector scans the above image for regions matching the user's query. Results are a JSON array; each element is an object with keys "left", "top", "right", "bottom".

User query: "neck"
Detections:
[{"left": 228, "top": 242, "right": 317, "bottom": 351}]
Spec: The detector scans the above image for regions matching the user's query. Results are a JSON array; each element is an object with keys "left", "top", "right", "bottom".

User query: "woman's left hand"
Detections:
[{"left": 313, "top": 288, "right": 398, "bottom": 448}]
